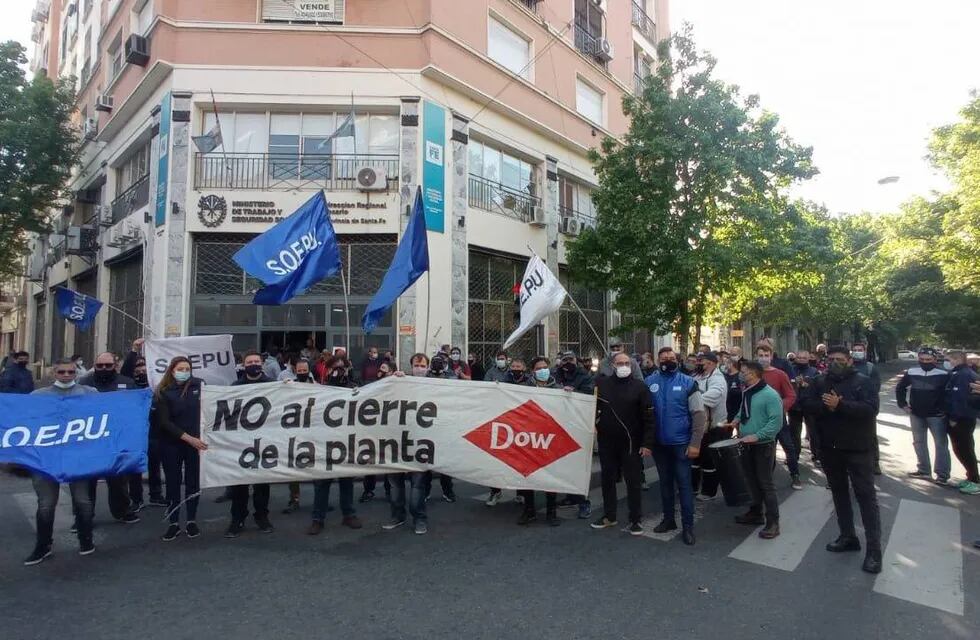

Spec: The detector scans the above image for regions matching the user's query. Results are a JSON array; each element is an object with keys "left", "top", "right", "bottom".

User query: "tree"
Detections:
[
  {"left": 0, "top": 41, "right": 80, "bottom": 281},
  {"left": 928, "top": 92, "right": 980, "bottom": 295},
  {"left": 567, "top": 27, "right": 816, "bottom": 352}
]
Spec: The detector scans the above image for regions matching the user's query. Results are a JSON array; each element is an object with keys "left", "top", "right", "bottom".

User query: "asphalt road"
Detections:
[{"left": 1, "top": 362, "right": 977, "bottom": 640}]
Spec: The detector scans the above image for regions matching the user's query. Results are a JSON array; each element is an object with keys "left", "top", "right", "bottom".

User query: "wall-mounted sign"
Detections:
[
  {"left": 262, "top": 0, "right": 345, "bottom": 23},
  {"left": 422, "top": 101, "right": 446, "bottom": 233},
  {"left": 154, "top": 92, "right": 172, "bottom": 227},
  {"left": 194, "top": 192, "right": 392, "bottom": 229}
]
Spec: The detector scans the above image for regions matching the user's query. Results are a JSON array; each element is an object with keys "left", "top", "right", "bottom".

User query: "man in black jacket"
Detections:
[
  {"left": 225, "top": 350, "right": 275, "bottom": 538},
  {"left": 945, "top": 351, "right": 979, "bottom": 495},
  {"left": 553, "top": 350, "right": 595, "bottom": 518},
  {"left": 896, "top": 347, "right": 951, "bottom": 484},
  {"left": 851, "top": 342, "right": 883, "bottom": 474},
  {"left": 802, "top": 346, "right": 882, "bottom": 574},
  {"left": 127, "top": 356, "right": 167, "bottom": 509},
  {"left": 78, "top": 352, "right": 140, "bottom": 524},
  {"left": 591, "top": 351, "right": 656, "bottom": 535}
]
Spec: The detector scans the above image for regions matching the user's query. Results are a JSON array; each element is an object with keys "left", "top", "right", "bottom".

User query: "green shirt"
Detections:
[{"left": 736, "top": 383, "right": 784, "bottom": 443}]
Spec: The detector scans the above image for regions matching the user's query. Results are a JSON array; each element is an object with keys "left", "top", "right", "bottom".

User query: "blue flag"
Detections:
[
  {"left": 0, "top": 389, "right": 152, "bottom": 482},
  {"left": 55, "top": 286, "right": 103, "bottom": 331},
  {"left": 362, "top": 187, "right": 430, "bottom": 333},
  {"left": 232, "top": 191, "right": 342, "bottom": 305}
]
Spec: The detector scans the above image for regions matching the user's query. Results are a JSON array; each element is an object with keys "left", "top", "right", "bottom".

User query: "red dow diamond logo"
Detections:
[{"left": 463, "top": 400, "right": 582, "bottom": 477}]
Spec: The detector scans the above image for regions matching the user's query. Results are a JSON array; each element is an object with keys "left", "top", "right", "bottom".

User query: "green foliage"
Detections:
[{"left": 0, "top": 41, "right": 80, "bottom": 281}]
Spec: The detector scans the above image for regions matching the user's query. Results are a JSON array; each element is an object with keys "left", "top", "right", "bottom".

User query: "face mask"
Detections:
[
  {"left": 510, "top": 370, "right": 525, "bottom": 381},
  {"left": 368, "top": 353, "right": 377, "bottom": 360},
  {"left": 295, "top": 373, "right": 310, "bottom": 382},
  {"left": 534, "top": 369, "right": 550, "bottom": 382},
  {"left": 496, "top": 358, "right": 507, "bottom": 369},
  {"left": 919, "top": 362, "right": 935, "bottom": 371},
  {"left": 450, "top": 354, "right": 461, "bottom": 362},
  {"left": 431, "top": 360, "right": 445, "bottom": 373},
  {"left": 134, "top": 373, "right": 148, "bottom": 385},
  {"left": 54, "top": 380, "right": 76, "bottom": 389},
  {"left": 245, "top": 364, "right": 263, "bottom": 378},
  {"left": 561, "top": 362, "right": 577, "bottom": 375},
  {"left": 851, "top": 351, "right": 866, "bottom": 361},
  {"left": 17, "top": 361, "right": 28, "bottom": 368},
  {"left": 615, "top": 365, "right": 632, "bottom": 378},
  {"left": 694, "top": 364, "right": 705, "bottom": 375},
  {"left": 94, "top": 369, "right": 114, "bottom": 382},
  {"left": 795, "top": 362, "right": 810, "bottom": 370},
  {"left": 943, "top": 361, "right": 953, "bottom": 371},
  {"left": 808, "top": 358, "right": 817, "bottom": 366},
  {"left": 412, "top": 366, "right": 428, "bottom": 377},
  {"left": 174, "top": 371, "right": 191, "bottom": 383},
  {"left": 659, "top": 361, "right": 677, "bottom": 374},
  {"left": 829, "top": 362, "right": 851, "bottom": 377},
  {"left": 467, "top": 357, "right": 475, "bottom": 363},
  {"left": 737, "top": 373, "right": 748, "bottom": 384},
  {"left": 75, "top": 360, "right": 84, "bottom": 367},
  {"left": 757, "top": 356, "right": 771, "bottom": 368},
  {"left": 642, "top": 361, "right": 653, "bottom": 370}
]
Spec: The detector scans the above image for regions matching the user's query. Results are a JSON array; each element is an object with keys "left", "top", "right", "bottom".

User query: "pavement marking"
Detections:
[
  {"left": 728, "top": 487, "right": 835, "bottom": 571},
  {"left": 873, "top": 498, "right": 964, "bottom": 616}
]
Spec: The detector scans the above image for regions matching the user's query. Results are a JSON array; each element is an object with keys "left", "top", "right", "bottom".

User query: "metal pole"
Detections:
[
  {"left": 423, "top": 271, "right": 431, "bottom": 355},
  {"left": 339, "top": 250, "right": 351, "bottom": 353}
]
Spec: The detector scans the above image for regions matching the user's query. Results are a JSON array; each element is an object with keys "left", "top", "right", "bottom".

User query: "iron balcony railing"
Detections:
[
  {"left": 559, "top": 205, "right": 597, "bottom": 229},
  {"left": 631, "top": 2, "right": 657, "bottom": 43},
  {"left": 111, "top": 173, "right": 150, "bottom": 223},
  {"left": 633, "top": 72, "right": 646, "bottom": 94},
  {"left": 194, "top": 153, "right": 400, "bottom": 191},
  {"left": 468, "top": 174, "right": 540, "bottom": 223},
  {"left": 574, "top": 23, "right": 602, "bottom": 60},
  {"left": 516, "top": 0, "right": 540, "bottom": 13}
]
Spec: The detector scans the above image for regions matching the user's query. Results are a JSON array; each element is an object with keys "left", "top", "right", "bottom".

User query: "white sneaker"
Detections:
[
  {"left": 485, "top": 490, "right": 501, "bottom": 507},
  {"left": 696, "top": 493, "right": 717, "bottom": 502}
]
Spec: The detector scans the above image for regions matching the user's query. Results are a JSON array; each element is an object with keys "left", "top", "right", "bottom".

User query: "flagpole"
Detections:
[
  {"left": 59, "top": 287, "right": 157, "bottom": 337},
  {"left": 339, "top": 249, "right": 351, "bottom": 354},
  {"left": 424, "top": 270, "right": 431, "bottom": 355},
  {"left": 210, "top": 89, "right": 232, "bottom": 189}
]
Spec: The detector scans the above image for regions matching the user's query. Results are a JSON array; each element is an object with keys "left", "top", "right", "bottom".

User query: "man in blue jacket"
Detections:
[
  {"left": 0, "top": 351, "right": 34, "bottom": 394},
  {"left": 641, "top": 347, "right": 707, "bottom": 545},
  {"left": 945, "top": 351, "right": 979, "bottom": 495}
]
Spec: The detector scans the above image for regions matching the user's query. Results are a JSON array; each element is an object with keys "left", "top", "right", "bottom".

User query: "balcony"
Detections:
[
  {"left": 194, "top": 153, "right": 400, "bottom": 191},
  {"left": 631, "top": 2, "right": 657, "bottom": 44},
  {"left": 560, "top": 205, "right": 596, "bottom": 230},
  {"left": 515, "top": 0, "right": 541, "bottom": 12},
  {"left": 468, "top": 174, "right": 540, "bottom": 223},
  {"left": 574, "top": 23, "right": 602, "bottom": 61},
  {"left": 111, "top": 173, "right": 150, "bottom": 223}
]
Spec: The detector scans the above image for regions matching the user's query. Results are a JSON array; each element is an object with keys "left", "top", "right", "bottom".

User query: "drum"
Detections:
[{"left": 708, "top": 438, "right": 752, "bottom": 507}]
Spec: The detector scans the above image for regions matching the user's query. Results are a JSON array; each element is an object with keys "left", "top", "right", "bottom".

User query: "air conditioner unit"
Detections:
[
  {"left": 529, "top": 205, "right": 546, "bottom": 227},
  {"left": 98, "top": 204, "right": 114, "bottom": 228},
  {"left": 95, "top": 94, "right": 113, "bottom": 112},
  {"left": 596, "top": 38, "right": 614, "bottom": 62},
  {"left": 65, "top": 225, "right": 98, "bottom": 255},
  {"left": 125, "top": 35, "right": 150, "bottom": 66},
  {"left": 560, "top": 216, "right": 582, "bottom": 237},
  {"left": 83, "top": 117, "right": 98, "bottom": 140},
  {"left": 356, "top": 165, "right": 388, "bottom": 191}
]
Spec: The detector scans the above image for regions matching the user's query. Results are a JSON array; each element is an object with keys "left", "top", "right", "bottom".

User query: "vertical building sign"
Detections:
[
  {"left": 155, "top": 91, "right": 172, "bottom": 227},
  {"left": 422, "top": 101, "right": 445, "bottom": 233}
]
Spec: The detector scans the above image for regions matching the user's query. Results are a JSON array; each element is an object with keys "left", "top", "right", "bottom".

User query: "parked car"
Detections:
[{"left": 897, "top": 349, "right": 916, "bottom": 360}]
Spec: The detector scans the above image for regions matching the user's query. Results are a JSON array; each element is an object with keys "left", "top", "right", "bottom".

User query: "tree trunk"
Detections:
[{"left": 676, "top": 299, "right": 690, "bottom": 355}]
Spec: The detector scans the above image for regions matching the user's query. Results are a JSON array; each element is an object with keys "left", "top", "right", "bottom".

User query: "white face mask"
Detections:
[
  {"left": 451, "top": 354, "right": 461, "bottom": 362},
  {"left": 943, "top": 361, "right": 953, "bottom": 370},
  {"left": 615, "top": 365, "right": 632, "bottom": 378},
  {"left": 54, "top": 380, "right": 76, "bottom": 389},
  {"left": 412, "top": 366, "right": 429, "bottom": 377},
  {"left": 496, "top": 358, "right": 507, "bottom": 369},
  {"left": 75, "top": 360, "right": 84, "bottom": 367},
  {"left": 174, "top": 371, "right": 192, "bottom": 383},
  {"left": 851, "top": 351, "right": 866, "bottom": 361}
]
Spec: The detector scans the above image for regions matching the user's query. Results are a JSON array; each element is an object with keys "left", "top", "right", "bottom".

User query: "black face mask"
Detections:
[
  {"left": 561, "top": 362, "right": 577, "bottom": 375},
  {"left": 510, "top": 370, "right": 526, "bottom": 381},
  {"left": 796, "top": 362, "right": 810, "bottom": 370},
  {"left": 295, "top": 373, "right": 310, "bottom": 382},
  {"left": 245, "top": 364, "right": 263, "bottom": 378},
  {"left": 919, "top": 362, "right": 935, "bottom": 371},
  {"left": 808, "top": 359, "right": 817, "bottom": 367},
  {"left": 660, "top": 362, "right": 677, "bottom": 374},
  {"left": 16, "top": 361, "right": 27, "bottom": 368},
  {"left": 829, "top": 362, "right": 851, "bottom": 377},
  {"left": 134, "top": 373, "right": 148, "bottom": 386},
  {"left": 94, "top": 369, "right": 115, "bottom": 382},
  {"left": 431, "top": 360, "right": 445, "bottom": 373}
]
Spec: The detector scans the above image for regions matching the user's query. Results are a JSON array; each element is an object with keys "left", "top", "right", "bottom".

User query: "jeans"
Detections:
[
  {"left": 33, "top": 475, "right": 93, "bottom": 547},
  {"left": 948, "top": 417, "right": 978, "bottom": 483},
  {"left": 741, "top": 442, "right": 779, "bottom": 520},
  {"left": 910, "top": 415, "right": 951, "bottom": 480},
  {"left": 312, "top": 478, "right": 355, "bottom": 521},
  {"left": 363, "top": 475, "right": 391, "bottom": 495},
  {"left": 775, "top": 420, "right": 800, "bottom": 476},
  {"left": 652, "top": 444, "right": 695, "bottom": 528},
  {"left": 598, "top": 435, "right": 643, "bottom": 523},
  {"left": 425, "top": 473, "right": 454, "bottom": 498},
  {"left": 129, "top": 438, "right": 164, "bottom": 503},
  {"left": 821, "top": 448, "right": 881, "bottom": 551},
  {"left": 390, "top": 472, "right": 430, "bottom": 524},
  {"left": 230, "top": 484, "right": 270, "bottom": 523},
  {"left": 160, "top": 440, "right": 200, "bottom": 524},
  {"left": 518, "top": 490, "right": 557, "bottom": 515}
]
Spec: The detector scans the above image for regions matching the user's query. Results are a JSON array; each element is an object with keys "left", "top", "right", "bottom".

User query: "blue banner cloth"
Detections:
[
  {"left": 55, "top": 286, "right": 103, "bottom": 332},
  {"left": 232, "top": 191, "right": 342, "bottom": 305},
  {"left": 0, "top": 389, "right": 152, "bottom": 482},
  {"left": 362, "top": 187, "right": 430, "bottom": 333}
]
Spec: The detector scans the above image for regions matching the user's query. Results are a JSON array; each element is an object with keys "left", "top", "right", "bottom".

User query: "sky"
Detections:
[
  {"left": 2, "top": 1, "right": 977, "bottom": 215},
  {"left": 670, "top": 0, "right": 980, "bottom": 215}
]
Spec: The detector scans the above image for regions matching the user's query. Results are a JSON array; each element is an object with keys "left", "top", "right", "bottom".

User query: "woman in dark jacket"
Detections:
[{"left": 154, "top": 356, "right": 208, "bottom": 542}]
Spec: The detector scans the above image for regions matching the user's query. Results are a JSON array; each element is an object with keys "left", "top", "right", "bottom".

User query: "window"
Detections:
[
  {"left": 488, "top": 17, "right": 531, "bottom": 80},
  {"left": 134, "top": 0, "right": 154, "bottom": 36},
  {"left": 575, "top": 0, "right": 603, "bottom": 39},
  {"left": 468, "top": 140, "right": 533, "bottom": 194},
  {"left": 558, "top": 176, "right": 595, "bottom": 221},
  {"left": 576, "top": 78, "right": 604, "bottom": 124},
  {"left": 116, "top": 143, "right": 150, "bottom": 196},
  {"left": 108, "top": 31, "right": 123, "bottom": 81},
  {"left": 107, "top": 255, "right": 144, "bottom": 354}
]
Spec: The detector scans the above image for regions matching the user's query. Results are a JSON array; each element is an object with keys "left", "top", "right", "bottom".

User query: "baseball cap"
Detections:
[
  {"left": 559, "top": 350, "right": 577, "bottom": 361},
  {"left": 918, "top": 346, "right": 938, "bottom": 357}
]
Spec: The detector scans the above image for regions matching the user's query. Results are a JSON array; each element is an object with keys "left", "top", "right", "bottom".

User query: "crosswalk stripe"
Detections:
[
  {"left": 873, "top": 499, "right": 964, "bottom": 616},
  {"left": 728, "top": 487, "right": 835, "bottom": 571}
]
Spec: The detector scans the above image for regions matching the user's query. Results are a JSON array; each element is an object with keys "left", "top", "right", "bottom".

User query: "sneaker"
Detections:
[
  {"left": 281, "top": 500, "right": 300, "bottom": 515},
  {"left": 577, "top": 501, "right": 592, "bottom": 519},
  {"left": 255, "top": 517, "right": 274, "bottom": 533},
  {"left": 442, "top": 492, "right": 457, "bottom": 503},
  {"left": 79, "top": 538, "right": 96, "bottom": 556},
  {"left": 652, "top": 519, "right": 677, "bottom": 534},
  {"left": 959, "top": 481, "right": 980, "bottom": 495},
  {"left": 696, "top": 493, "right": 717, "bottom": 502},
  {"left": 485, "top": 490, "right": 502, "bottom": 507},
  {"left": 557, "top": 497, "right": 577, "bottom": 509},
  {"left": 545, "top": 514, "right": 561, "bottom": 527},
  {"left": 628, "top": 521, "right": 644, "bottom": 536},
  {"left": 514, "top": 494, "right": 525, "bottom": 505},
  {"left": 148, "top": 496, "right": 168, "bottom": 508},
  {"left": 162, "top": 524, "right": 182, "bottom": 541},
  {"left": 224, "top": 521, "right": 244, "bottom": 538},
  {"left": 517, "top": 511, "right": 537, "bottom": 526},
  {"left": 342, "top": 515, "right": 363, "bottom": 529},
  {"left": 382, "top": 518, "right": 406, "bottom": 531},
  {"left": 358, "top": 491, "right": 375, "bottom": 504},
  {"left": 117, "top": 513, "right": 140, "bottom": 525},
  {"left": 307, "top": 521, "right": 324, "bottom": 536},
  {"left": 791, "top": 475, "right": 803, "bottom": 490},
  {"left": 907, "top": 470, "right": 931, "bottom": 479},
  {"left": 414, "top": 521, "right": 428, "bottom": 535},
  {"left": 186, "top": 522, "right": 201, "bottom": 538},
  {"left": 934, "top": 477, "right": 950, "bottom": 487},
  {"left": 24, "top": 545, "right": 52, "bottom": 566},
  {"left": 131, "top": 500, "right": 145, "bottom": 513},
  {"left": 813, "top": 459, "right": 822, "bottom": 469},
  {"left": 590, "top": 516, "right": 618, "bottom": 529}
]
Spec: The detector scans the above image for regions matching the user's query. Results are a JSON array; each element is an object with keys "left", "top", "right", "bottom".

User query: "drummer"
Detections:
[{"left": 723, "top": 360, "right": 784, "bottom": 539}]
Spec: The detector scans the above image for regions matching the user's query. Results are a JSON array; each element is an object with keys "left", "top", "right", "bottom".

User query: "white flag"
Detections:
[
  {"left": 503, "top": 255, "right": 567, "bottom": 349},
  {"left": 144, "top": 335, "right": 238, "bottom": 389}
]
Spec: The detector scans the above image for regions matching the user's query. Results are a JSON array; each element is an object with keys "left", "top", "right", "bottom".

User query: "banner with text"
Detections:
[
  {"left": 200, "top": 377, "right": 596, "bottom": 493},
  {"left": 144, "top": 334, "right": 238, "bottom": 389}
]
